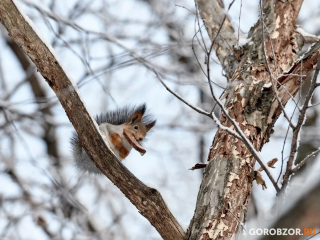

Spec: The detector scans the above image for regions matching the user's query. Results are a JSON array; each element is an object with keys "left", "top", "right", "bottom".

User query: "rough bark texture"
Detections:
[
  {"left": 0, "top": 1, "right": 185, "bottom": 239},
  {"left": 187, "top": 0, "right": 319, "bottom": 239},
  {"left": 196, "top": 0, "right": 238, "bottom": 77}
]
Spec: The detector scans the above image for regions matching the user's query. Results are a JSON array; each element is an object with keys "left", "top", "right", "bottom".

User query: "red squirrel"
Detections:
[{"left": 71, "top": 104, "right": 156, "bottom": 174}]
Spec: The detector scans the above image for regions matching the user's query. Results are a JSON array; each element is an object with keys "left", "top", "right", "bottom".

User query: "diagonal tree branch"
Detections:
[{"left": 0, "top": 1, "right": 185, "bottom": 239}]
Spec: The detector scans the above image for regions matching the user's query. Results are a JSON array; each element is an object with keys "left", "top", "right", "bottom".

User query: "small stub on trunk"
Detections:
[{"left": 189, "top": 163, "right": 207, "bottom": 170}]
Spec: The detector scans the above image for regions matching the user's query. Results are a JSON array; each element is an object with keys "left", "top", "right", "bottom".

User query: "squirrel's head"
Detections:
[{"left": 124, "top": 104, "right": 156, "bottom": 143}]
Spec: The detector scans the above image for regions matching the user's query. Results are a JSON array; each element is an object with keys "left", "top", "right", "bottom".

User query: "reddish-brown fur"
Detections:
[
  {"left": 110, "top": 133, "right": 122, "bottom": 149},
  {"left": 119, "top": 147, "right": 129, "bottom": 158},
  {"left": 110, "top": 132, "right": 130, "bottom": 159}
]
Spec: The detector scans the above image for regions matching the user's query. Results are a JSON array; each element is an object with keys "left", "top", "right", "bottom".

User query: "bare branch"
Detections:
[
  {"left": 154, "top": 71, "right": 242, "bottom": 140},
  {"left": 292, "top": 147, "right": 320, "bottom": 173},
  {"left": 282, "top": 54, "right": 320, "bottom": 190},
  {"left": 154, "top": 72, "right": 210, "bottom": 116}
]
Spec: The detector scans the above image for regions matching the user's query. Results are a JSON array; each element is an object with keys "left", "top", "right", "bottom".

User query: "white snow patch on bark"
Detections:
[
  {"left": 238, "top": 33, "right": 251, "bottom": 46},
  {"left": 297, "top": 27, "right": 318, "bottom": 38},
  {"left": 239, "top": 88, "right": 245, "bottom": 97}
]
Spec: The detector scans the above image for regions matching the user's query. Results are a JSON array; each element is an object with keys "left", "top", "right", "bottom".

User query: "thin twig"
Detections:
[
  {"left": 175, "top": 4, "right": 195, "bottom": 15},
  {"left": 191, "top": 23, "right": 226, "bottom": 89},
  {"left": 263, "top": 25, "right": 302, "bottom": 111},
  {"left": 154, "top": 71, "right": 210, "bottom": 116},
  {"left": 153, "top": 71, "right": 241, "bottom": 140},
  {"left": 292, "top": 147, "right": 320, "bottom": 173},
  {"left": 194, "top": 0, "right": 208, "bottom": 53},
  {"left": 282, "top": 54, "right": 320, "bottom": 190},
  {"left": 224, "top": 205, "right": 249, "bottom": 235}
]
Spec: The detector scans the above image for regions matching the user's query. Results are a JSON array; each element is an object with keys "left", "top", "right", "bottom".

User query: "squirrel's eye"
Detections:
[{"left": 134, "top": 126, "right": 138, "bottom": 130}]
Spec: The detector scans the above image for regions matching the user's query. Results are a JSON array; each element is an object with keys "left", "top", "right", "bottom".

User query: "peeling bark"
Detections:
[{"left": 188, "top": 0, "right": 319, "bottom": 239}]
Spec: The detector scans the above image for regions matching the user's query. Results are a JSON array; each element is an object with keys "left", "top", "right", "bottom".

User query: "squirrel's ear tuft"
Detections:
[
  {"left": 146, "top": 120, "right": 156, "bottom": 132},
  {"left": 137, "top": 103, "right": 146, "bottom": 115},
  {"left": 129, "top": 104, "right": 146, "bottom": 124}
]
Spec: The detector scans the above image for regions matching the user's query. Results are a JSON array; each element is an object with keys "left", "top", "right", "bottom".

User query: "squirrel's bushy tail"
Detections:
[{"left": 70, "top": 132, "right": 102, "bottom": 174}]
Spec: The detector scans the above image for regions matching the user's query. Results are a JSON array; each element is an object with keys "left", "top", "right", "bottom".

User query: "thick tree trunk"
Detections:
[{"left": 187, "top": 0, "right": 320, "bottom": 239}]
